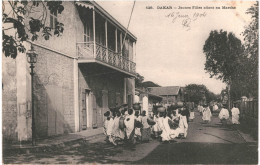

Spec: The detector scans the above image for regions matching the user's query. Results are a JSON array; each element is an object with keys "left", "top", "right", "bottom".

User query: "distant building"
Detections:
[
  {"left": 134, "top": 88, "right": 162, "bottom": 115},
  {"left": 148, "top": 86, "right": 185, "bottom": 106}
]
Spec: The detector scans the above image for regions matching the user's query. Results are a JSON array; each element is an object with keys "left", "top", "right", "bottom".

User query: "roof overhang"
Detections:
[
  {"left": 76, "top": 1, "right": 137, "bottom": 41},
  {"left": 75, "top": 2, "right": 94, "bottom": 10}
]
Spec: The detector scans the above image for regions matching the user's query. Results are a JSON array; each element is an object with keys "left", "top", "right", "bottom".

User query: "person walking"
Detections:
[
  {"left": 219, "top": 105, "right": 229, "bottom": 125},
  {"left": 103, "top": 111, "right": 117, "bottom": 145},
  {"left": 231, "top": 104, "right": 240, "bottom": 124},
  {"left": 202, "top": 104, "right": 212, "bottom": 123},
  {"left": 124, "top": 109, "right": 136, "bottom": 144},
  {"left": 179, "top": 110, "right": 189, "bottom": 138},
  {"left": 134, "top": 111, "right": 142, "bottom": 142},
  {"left": 141, "top": 111, "right": 151, "bottom": 142},
  {"left": 152, "top": 112, "right": 161, "bottom": 139}
]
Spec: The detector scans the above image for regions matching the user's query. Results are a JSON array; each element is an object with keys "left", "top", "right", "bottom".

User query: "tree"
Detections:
[
  {"left": 135, "top": 73, "right": 144, "bottom": 88},
  {"left": 203, "top": 30, "right": 246, "bottom": 109},
  {"left": 142, "top": 81, "right": 161, "bottom": 88},
  {"left": 185, "top": 84, "right": 217, "bottom": 104},
  {"left": 242, "top": 2, "right": 259, "bottom": 98},
  {"left": 203, "top": 30, "right": 245, "bottom": 84},
  {"left": 2, "top": 1, "right": 65, "bottom": 59}
]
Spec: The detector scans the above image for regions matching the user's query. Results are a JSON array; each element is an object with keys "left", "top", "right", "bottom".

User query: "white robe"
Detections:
[
  {"left": 158, "top": 117, "right": 181, "bottom": 141},
  {"left": 189, "top": 112, "right": 195, "bottom": 120},
  {"left": 106, "top": 118, "right": 114, "bottom": 136},
  {"left": 213, "top": 105, "right": 219, "bottom": 111},
  {"left": 231, "top": 107, "right": 240, "bottom": 124},
  {"left": 135, "top": 116, "right": 142, "bottom": 137},
  {"left": 112, "top": 116, "right": 125, "bottom": 139},
  {"left": 219, "top": 108, "right": 229, "bottom": 120},
  {"left": 179, "top": 115, "right": 188, "bottom": 137},
  {"left": 202, "top": 108, "right": 212, "bottom": 121},
  {"left": 152, "top": 116, "right": 161, "bottom": 132},
  {"left": 198, "top": 105, "right": 203, "bottom": 112},
  {"left": 104, "top": 118, "right": 114, "bottom": 136},
  {"left": 124, "top": 114, "right": 135, "bottom": 139}
]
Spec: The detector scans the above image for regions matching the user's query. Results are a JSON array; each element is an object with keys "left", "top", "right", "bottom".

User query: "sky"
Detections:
[{"left": 97, "top": 1, "right": 254, "bottom": 94}]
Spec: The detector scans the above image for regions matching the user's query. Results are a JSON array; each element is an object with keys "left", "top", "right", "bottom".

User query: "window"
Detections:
[
  {"left": 50, "top": 11, "right": 57, "bottom": 29},
  {"left": 84, "top": 22, "right": 91, "bottom": 42}
]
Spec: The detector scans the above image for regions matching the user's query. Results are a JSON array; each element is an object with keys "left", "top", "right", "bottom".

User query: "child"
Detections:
[
  {"left": 103, "top": 111, "right": 117, "bottom": 146},
  {"left": 134, "top": 111, "right": 142, "bottom": 142},
  {"left": 179, "top": 110, "right": 188, "bottom": 138},
  {"left": 152, "top": 112, "right": 161, "bottom": 138}
]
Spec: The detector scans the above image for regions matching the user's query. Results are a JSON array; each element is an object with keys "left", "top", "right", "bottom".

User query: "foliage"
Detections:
[
  {"left": 2, "top": 1, "right": 65, "bottom": 59},
  {"left": 135, "top": 73, "right": 144, "bottom": 88},
  {"left": 241, "top": 1, "right": 259, "bottom": 98},
  {"left": 142, "top": 81, "right": 161, "bottom": 88},
  {"left": 185, "top": 84, "right": 218, "bottom": 104},
  {"left": 203, "top": 30, "right": 245, "bottom": 84}
]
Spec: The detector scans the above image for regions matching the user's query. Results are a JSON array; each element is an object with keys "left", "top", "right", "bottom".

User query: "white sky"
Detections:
[
  {"left": 100, "top": 1, "right": 253, "bottom": 94},
  {"left": 98, "top": 1, "right": 254, "bottom": 94}
]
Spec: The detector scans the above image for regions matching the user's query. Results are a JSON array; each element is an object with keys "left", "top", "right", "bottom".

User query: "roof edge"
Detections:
[{"left": 89, "top": 1, "right": 137, "bottom": 41}]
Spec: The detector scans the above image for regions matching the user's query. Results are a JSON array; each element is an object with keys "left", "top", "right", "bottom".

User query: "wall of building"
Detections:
[
  {"left": 33, "top": 45, "right": 75, "bottom": 137},
  {"left": 33, "top": 2, "right": 78, "bottom": 57},
  {"left": 162, "top": 95, "right": 177, "bottom": 105},
  {"left": 2, "top": 56, "right": 18, "bottom": 142},
  {"left": 78, "top": 65, "right": 125, "bottom": 129}
]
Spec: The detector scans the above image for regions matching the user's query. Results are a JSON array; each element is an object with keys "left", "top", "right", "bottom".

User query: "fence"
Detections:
[{"left": 234, "top": 99, "right": 258, "bottom": 119}]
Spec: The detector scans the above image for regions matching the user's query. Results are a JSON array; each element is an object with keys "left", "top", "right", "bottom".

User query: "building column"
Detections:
[
  {"left": 16, "top": 42, "right": 31, "bottom": 141},
  {"left": 134, "top": 41, "right": 136, "bottom": 63},
  {"left": 74, "top": 59, "right": 79, "bottom": 132},
  {"left": 120, "top": 32, "right": 122, "bottom": 54},
  {"left": 93, "top": 9, "right": 96, "bottom": 58},
  {"left": 142, "top": 94, "right": 148, "bottom": 114},
  {"left": 115, "top": 28, "right": 118, "bottom": 53},
  {"left": 105, "top": 20, "right": 108, "bottom": 62},
  {"left": 123, "top": 78, "right": 127, "bottom": 104}
]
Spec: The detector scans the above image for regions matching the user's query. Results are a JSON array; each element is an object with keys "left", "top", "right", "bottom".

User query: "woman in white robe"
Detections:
[
  {"left": 231, "top": 105, "right": 240, "bottom": 124},
  {"left": 179, "top": 113, "right": 188, "bottom": 138},
  {"left": 103, "top": 111, "right": 117, "bottom": 145},
  {"left": 202, "top": 106, "right": 212, "bottom": 123},
  {"left": 124, "top": 109, "right": 135, "bottom": 144},
  {"left": 134, "top": 111, "right": 142, "bottom": 140},
  {"left": 219, "top": 107, "right": 229, "bottom": 120},
  {"left": 152, "top": 112, "right": 161, "bottom": 138}
]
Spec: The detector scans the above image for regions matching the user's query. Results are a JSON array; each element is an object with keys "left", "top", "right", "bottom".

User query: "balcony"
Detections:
[{"left": 77, "top": 42, "right": 136, "bottom": 76}]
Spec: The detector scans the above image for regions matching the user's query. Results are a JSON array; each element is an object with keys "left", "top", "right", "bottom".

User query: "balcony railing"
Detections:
[{"left": 77, "top": 42, "right": 136, "bottom": 74}]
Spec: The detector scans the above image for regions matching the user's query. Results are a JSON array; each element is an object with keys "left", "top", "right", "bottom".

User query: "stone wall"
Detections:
[
  {"left": 33, "top": 45, "right": 75, "bottom": 137},
  {"left": 2, "top": 56, "right": 18, "bottom": 142}
]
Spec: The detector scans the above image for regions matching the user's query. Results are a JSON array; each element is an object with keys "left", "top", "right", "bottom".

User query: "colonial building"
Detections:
[
  {"left": 2, "top": 1, "right": 137, "bottom": 142},
  {"left": 148, "top": 86, "right": 185, "bottom": 106}
]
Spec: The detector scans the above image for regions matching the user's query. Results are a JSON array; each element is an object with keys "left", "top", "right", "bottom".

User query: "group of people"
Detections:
[
  {"left": 103, "top": 105, "right": 191, "bottom": 146},
  {"left": 198, "top": 103, "right": 240, "bottom": 125},
  {"left": 152, "top": 107, "right": 189, "bottom": 143},
  {"left": 219, "top": 104, "right": 240, "bottom": 125}
]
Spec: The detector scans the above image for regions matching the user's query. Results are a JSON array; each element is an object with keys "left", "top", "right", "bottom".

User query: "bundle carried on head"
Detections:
[
  {"left": 157, "top": 106, "right": 166, "bottom": 112},
  {"left": 147, "top": 117, "right": 156, "bottom": 125}
]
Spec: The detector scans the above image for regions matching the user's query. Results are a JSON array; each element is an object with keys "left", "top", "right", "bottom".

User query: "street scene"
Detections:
[
  {"left": 3, "top": 111, "right": 258, "bottom": 164},
  {"left": 2, "top": 0, "right": 259, "bottom": 164}
]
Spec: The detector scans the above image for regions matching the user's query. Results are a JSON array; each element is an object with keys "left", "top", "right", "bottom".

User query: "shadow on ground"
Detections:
[
  {"left": 134, "top": 142, "right": 258, "bottom": 164},
  {"left": 3, "top": 139, "right": 133, "bottom": 164}
]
